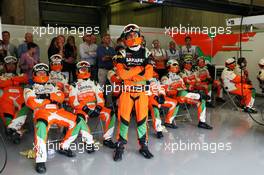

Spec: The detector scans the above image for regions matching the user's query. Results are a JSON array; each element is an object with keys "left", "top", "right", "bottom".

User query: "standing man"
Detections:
[
  {"left": 79, "top": 34, "right": 98, "bottom": 80},
  {"left": 113, "top": 24, "right": 154, "bottom": 161},
  {"left": 1, "top": 31, "right": 17, "bottom": 57},
  {"left": 180, "top": 36, "right": 198, "bottom": 62},
  {"left": 97, "top": 34, "right": 116, "bottom": 87},
  {"left": 166, "top": 41, "right": 180, "bottom": 61},
  {"left": 151, "top": 39, "right": 167, "bottom": 77},
  {"left": 18, "top": 32, "right": 40, "bottom": 59}
]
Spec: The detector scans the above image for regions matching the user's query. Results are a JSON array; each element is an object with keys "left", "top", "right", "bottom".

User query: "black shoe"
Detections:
[
  {"left": 164, "top": 122, "right": 178, "bottom": 129},
  {"left": 113, "top": 142, "right": 124, "bottom": 161},
  {"left": 103, "top": 139, "right": 116, "bottom": 149},
  {"left": 57, "top": 148, "right": 76, "bottom": 157},
  {"left": 156, "top": 131, "right": 163, "bottom": 139},
  {"left": 198, "top": 121, "right": 213, "bottom": 130},
  {"left": 244, "top": 107, "right": 258, "bottom": 114},
  {"left": 5, "top": 128, "right": 15, "bottom": 139},
  {"left": 206, "top": 102, "right": 215, "bottom": 108},
  {"left": 216, "top": 97, "right": 226, "bottom": 103},
  {"left": 12, "top": 132, "right": 21, "bottom": 144},
  {"left": 35, "top": 162, "right": 46, "bottom": 174},
  {"left": 86, "top": 144, "right": 95, "bottom": 154},
  {"left": 139, "top": 145, "right": 154, "bottom": 159}
]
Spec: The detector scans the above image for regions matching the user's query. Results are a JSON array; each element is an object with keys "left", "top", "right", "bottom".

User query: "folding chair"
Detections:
[
  {"left": 175, "top": 103, "right": 192, "bottom": 122},
  {"left": 217, "top": 82, "right": 241, "bottom": 111},
  {"left": 89, "top": 117, "right": 104, "bottom": 137}
]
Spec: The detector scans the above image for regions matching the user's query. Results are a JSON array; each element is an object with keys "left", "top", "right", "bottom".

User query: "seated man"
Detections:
[
  {"left": 48, "top": 54, "right": 70, "bottom": 106},
  {"left": 221, "top": 58, "right": 257, "bottom": 113},
  {"left": 257, "top": 58, "right": 264, "bottom": 93},
  {"left": 69, "top": 61, "right": 116, "bottom": 149},
  {"left": 161, "top": 59, "right": 212, "bottom": 129},
  {"left": 148, "top": 70, "right": 178, "bottom": 138},
  {"left": 0, "top": 56, "right": 29, "bottom": 144},
  {"left": 194, "top": 56, "right": 225, "bottom": 103},
  {"left": 24, "top": 63, "right": 79, "bottom": 173}
]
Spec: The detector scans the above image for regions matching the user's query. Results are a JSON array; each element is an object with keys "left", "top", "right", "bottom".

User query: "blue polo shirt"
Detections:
[{"left": 96, "top": 44, "right": 116, "bottom": 70}]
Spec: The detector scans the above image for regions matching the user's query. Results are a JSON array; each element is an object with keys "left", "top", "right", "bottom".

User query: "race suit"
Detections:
[
  {"left": 221, "top": 67, "right": 255, "bottom": 108},
  {"left": 115, "top": 47, "right": 153, "bottom": 146},
  {"left": 0, "top": 73, "right": 30, "bottom": 135},
  {"left": 69, "top": 78, "right": 116, "bottom": 143},
  {"left": 161, "top": 72, "right": 207, "bottom": 123},
  {"left": 24, "top": 82, "right": 78, "bottom": 163}
]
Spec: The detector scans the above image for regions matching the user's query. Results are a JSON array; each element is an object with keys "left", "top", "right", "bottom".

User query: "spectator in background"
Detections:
[
  {"left": 91, "top": 34, "right": 97, "bottom": 44},
  {"left": 180, "top": 36, "right": 198, "bottom": 61},
  {"left": 151, "top": 39, "right": 168, "bottom": 77},
  {"left": 79, "top": 34, "right": 98, "bottom": 80},
  {"left": 0, "top": 41, "right": 7, "bottom": 74},
  {"left": 1, "top": 31, "right": 17, "bottom": 57},
  {"left": 18, "top": 32, "right": 40, "bottom": 59},
  {"left": 19, "top": 42, "right": 39, "bottom": 82},
  {"left": 167, "top": 41, "right": 180, "bottom": 61},
  {"left": 63, "top": 35, "right": 77, "bottom": 82},
  {"left": 115, "top": 37, "right": 125, "bottom": 52},
  {"left": 48, "top": 35, "right": 65, "bottom": 61},
  {"left": 141, "top": 35, "right": 147, "bottom": 48},
  {"left": 97, "top": 33, "right": 116, "bottom": 87}
]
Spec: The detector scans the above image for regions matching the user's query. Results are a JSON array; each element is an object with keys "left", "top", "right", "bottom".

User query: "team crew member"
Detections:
[
  {"left": 257, "top": 58, "right": 264, "bottom": 93},
  {"left": 24, "top": 63, "right": 80, "bottom": 173},
  {"left": 113, "top": 24, "right": 154, "bottom": 161},
  {"left": 148, "top": 70, "right": 178, "bottom": 138},
  {"left": 161, "top": 59, "right": 213, "bottom": 129},
  {"left": 221, "top": 58, "right": 257, "bottom": 113},
  {"left": 194, "top": 56, "right": 225, "bottom": 103},
  {"left": 48, "top": 54, "right": 70, "bottom": 104},
  {"left": 69, "top": 61, "right": 116, "bottom": 149},
  {"left": 0, "top": 56, "right": 29, "bottom": 144}
]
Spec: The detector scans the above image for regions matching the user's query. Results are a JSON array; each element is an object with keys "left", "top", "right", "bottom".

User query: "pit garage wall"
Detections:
[
  {"left": 110, "top": 25, "right": 264, "bottom": 94},
  {"left": 212, "top": 31, "right": 264, "bottom": 94},
  {"left": 3, "top": 23, "right": 263, "bottom": 93}
]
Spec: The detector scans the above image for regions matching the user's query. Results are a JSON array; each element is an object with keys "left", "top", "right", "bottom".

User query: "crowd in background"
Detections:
[{"left": 0, "top": 31, "right": 200, "bottom": 87}]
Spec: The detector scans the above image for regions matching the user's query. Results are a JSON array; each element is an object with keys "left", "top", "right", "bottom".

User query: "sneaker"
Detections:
[{"left": 198, "top": 121, "right": 213, "bottom": 130}]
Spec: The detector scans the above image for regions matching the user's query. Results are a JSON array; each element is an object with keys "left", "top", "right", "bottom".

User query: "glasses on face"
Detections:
[
  {"left": 36, "top": 70, "right": 47, "bottom": 76},
  {"left": 78, "top": 67, "right": 90, "bottom": 73},
  {"left": 51, "top": 62, "right": 61, "bottom": 66},
  {"left": 126, "top": 32, "right": 139, "bottom": 39},
  {"left": 124, "top": 25, "right": 140, "bottom": 34}
]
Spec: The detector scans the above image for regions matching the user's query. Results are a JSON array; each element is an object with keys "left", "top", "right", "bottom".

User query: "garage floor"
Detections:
[{"left": 1, "top": 99, "right": 264, "bottom": 175}]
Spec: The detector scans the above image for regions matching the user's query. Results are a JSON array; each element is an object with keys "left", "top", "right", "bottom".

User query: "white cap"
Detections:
[
  {"left": 259, "top": 58, "right": 264, "bottom": 66},
  {"left": 225, "top": 57, "right": 236, "bottom": 65}
]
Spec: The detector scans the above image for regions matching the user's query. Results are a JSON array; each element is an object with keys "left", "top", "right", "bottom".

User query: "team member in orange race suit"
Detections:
[
  {"left": 161, "top": 59, "right": 213, "bottom": 129},
  {"left": 0, "top": 56, "right": 29, "bottom": 144},
  {"left": 24, "top": 63, "right": 80, "bottom": 174},
  {"left": 148, "top": 70, "right": 178, "bottom": 138},
  {"left": 48, "top": 54, "right": 71, "bottom": 105},
  {"left": 69, "top": 61, "right": 116, "bottom": 149},
  {"left": 221, "top": 58, "right": 257, "bottom": 113},
  {"left": 113, "top": 24, "right": 154, "bottom": 161},
  {"left": 193, "top": 56, "right": 225, "bottom": 103}
]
